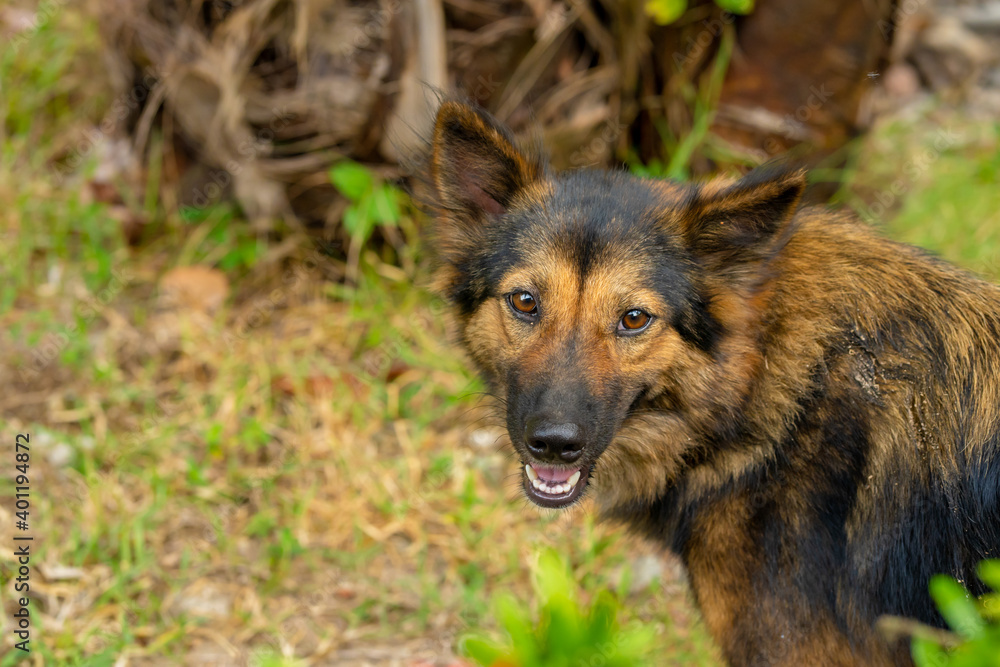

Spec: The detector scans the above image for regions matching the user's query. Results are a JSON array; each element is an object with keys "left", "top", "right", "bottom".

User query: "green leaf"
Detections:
[
  {"left": 977, "top": 560, "right": 1000, "bottom": 592},
  {"left": 911, "top": 637, "right": 950, "bottom": 667},
  {"left": 458, "top": 548, "right": 657, "bottom": 666},
  {"left": 980, "top": 593, "right": 1000, "bottom": 622},
  {"left": 371, "top": 184, "right": 401, "bottom": 225},
  {"left": 586, "top": 590, "right": 618, "bottom": 644},
  {"left": 342, "top": 205, "right": 362, "bottom": 237},
  {"left": 612, "top": 625, "right": 659, "bottom": 664},
  {"left": 665, "top": 25, "right": 732, "bottom": 179},
  {"left": 343, "top": 197, "right": 379, "bottom": 244},
  {"left": 459, "top": 635, "right": 508, "bottom": 666},
  {"left": 330, "top": 160, "right": 374, "bottom": 201},
  {"left": 930, "top": 575, "right": 985, "bottom": 639},
  {"left": 533, "top": 549, "right": 576, "bottom": 606},
  {"left": 495, "top": 593, "right": 538, "bottom": 662},
  {"left": 715, "top": 0, "right": 754, "bottom": 14},
  {"left": 644, "top": 0, "right": 687, "bottom": 25},
  {"left": 544, "top": 598, "right": 582, "bottom": 659}
]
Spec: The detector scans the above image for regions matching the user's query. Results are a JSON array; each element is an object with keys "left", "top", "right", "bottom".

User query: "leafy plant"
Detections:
[
  {"left": 177, "top": 203, "right": 263, "bottom": 270},
  {"left": 460, "top": 549, "right": 657, "bottom": 667},
  {"left": 630, "top": 25, "right": 736, "bottom": 180},
  {"left": 330, "top": 159, "right": 408, "bottom": 280},
  {"left": 910, "top": 560, "right": 1000, "bottom": 666},
  {"left": 330, "top": 160, "right": 402, "bottom": 240},
  {"left": 645, "top": 0, "right": 754, "bottom": 26}
]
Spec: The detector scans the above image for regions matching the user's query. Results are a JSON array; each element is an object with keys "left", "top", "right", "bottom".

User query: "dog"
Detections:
[{"left": 426, "top": 100, "right": 1000, "bottom": 666}]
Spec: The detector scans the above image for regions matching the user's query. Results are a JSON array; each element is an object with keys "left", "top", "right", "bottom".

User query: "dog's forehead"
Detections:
[
  {"left": 514, "top": 171, "right": 685, "bottom": 238},
  {"left": 510, "top": 172, "right": 684, "bottom": 255},
  {"left": 494, "top": 174, "right": 697, "bottom": 313}
]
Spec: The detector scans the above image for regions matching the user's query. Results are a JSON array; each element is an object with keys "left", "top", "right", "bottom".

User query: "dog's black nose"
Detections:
[{"left": 524, "top": 417, "right": 583, "bottom": 463}]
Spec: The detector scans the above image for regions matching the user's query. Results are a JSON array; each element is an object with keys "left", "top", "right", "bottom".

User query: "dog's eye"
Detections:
[
  {"left": 509, "top": 291, "right": 538, "bottom": 316},
  {"left": 618, "top": 309, "right": 651, "bottom": 333}
]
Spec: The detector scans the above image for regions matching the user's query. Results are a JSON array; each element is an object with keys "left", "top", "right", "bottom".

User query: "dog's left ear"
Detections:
[
  {"left": 681, "top": 167, "right": 806, "bottom": 270},
  {"left": 430, "top": 102, "right": 542, "bottom": 229}
]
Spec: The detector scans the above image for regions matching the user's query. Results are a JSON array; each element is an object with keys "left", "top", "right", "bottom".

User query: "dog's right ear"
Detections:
[{"left": 430, "top": 102, "right": 542, "bottom": 231}]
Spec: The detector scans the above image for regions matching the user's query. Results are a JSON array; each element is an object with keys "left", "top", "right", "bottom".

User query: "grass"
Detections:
[
  {"left": 0, "top": 12, "right": 717, "bottom": 663},
  {"left": 832, "top": 111, "right": 1000, "bottom": 280},
  {"left": 2, "top": 5, "right": 1000, "bottom": 666}
]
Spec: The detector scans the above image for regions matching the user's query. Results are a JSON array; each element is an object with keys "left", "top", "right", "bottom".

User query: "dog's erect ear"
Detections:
[
  {"left": 431, "top": 101, "right": 542, "bottom": 225},
  {"left": 681, "top": 167, "right": 806, "bottom": 270}
]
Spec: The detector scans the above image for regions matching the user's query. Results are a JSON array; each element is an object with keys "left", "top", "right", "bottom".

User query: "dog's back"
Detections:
[{"left": 620, "top": 208, "right": 1000, "bottom": 665}]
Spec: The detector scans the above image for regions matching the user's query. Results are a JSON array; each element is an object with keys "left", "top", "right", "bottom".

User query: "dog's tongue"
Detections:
[{"left": 530, "top": 465, "right": 579, "bottom": 483}]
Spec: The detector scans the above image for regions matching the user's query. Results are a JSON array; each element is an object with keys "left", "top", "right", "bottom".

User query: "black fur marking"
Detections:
[{"left": 672, "top": 289, "right": 721, "bottom": 354}]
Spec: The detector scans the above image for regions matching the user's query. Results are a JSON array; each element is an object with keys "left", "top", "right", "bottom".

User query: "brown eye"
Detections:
[
  {"left": 509, "top": 291, "right": 538, "bottom": 316},
  {"left": 619, "top": 309, "right": 651, "bottom": 332}
]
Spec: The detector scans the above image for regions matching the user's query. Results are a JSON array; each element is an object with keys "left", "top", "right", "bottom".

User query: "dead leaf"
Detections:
[
  {"left": 386, "top": 358, "right": 411, "bottom": 383},
  {"left": 159, "top": 265, "right": 229, "bottom": 314}
]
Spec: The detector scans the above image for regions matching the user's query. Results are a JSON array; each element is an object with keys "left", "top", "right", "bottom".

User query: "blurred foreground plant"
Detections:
[
  {"left": 904, "top": 560, "right": 1000, "bottom": 666},
  {"left": 460, "top": 549, "right": 656, "bottom": 667}
]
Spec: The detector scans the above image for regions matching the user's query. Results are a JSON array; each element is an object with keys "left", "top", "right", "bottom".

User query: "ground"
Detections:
[{"left": 1, "top": 5, "right": 999, "bottom": 667}]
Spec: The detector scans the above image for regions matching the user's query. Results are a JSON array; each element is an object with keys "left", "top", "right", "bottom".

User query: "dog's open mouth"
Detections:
[{"left": 523, "top": 463, "right": 590, "bottom": 508}]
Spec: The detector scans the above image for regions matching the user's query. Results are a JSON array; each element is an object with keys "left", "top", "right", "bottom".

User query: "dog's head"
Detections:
[{"left": 429, "top": 101, "right": 805, "bottom": 511}]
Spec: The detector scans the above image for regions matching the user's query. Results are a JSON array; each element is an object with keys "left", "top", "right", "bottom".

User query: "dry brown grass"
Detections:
[
  {"left": 0, "top": 232, "right": 721, "bottom": 664},
  {"left": 0, "top": 6, "right": 721, "bottom": 663},
  {"left": 91, "top": 0, "right": 761, "bottom": 235}
]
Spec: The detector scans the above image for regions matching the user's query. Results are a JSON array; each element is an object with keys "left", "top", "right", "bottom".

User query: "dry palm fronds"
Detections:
[{"left": 95, "top": 0, "right": 898, "bottom": 231}]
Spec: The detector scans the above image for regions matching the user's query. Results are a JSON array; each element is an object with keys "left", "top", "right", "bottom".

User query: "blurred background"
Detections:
[{"left": 1, "top": 0, "right": 999, "bottom": 664}]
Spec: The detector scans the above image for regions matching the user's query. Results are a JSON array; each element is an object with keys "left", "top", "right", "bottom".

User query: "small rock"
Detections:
[
  {"left": 175, "top": 584, "right": 231, "bottom": 619},
  {"left": 629, "top": 554, "right": 666, "bottom": 594},
  {"left": 47, "top": 442, "right": 74, "bottom": 468},
  {"left": 39, "top": 563, "right": 86, "bottom": 581},
  {"left": 468, "top": 427, "right": 504, "bottom": 450}
]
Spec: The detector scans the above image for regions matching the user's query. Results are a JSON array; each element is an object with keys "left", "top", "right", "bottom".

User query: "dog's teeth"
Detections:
[{"left": 528, "top": 470, "right": 584, "bottom": 496}]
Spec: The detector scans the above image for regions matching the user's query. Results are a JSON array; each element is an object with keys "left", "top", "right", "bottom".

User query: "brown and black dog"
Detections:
[{"left": 427, "top": 100, "right": 1000, "bottom": 666}]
